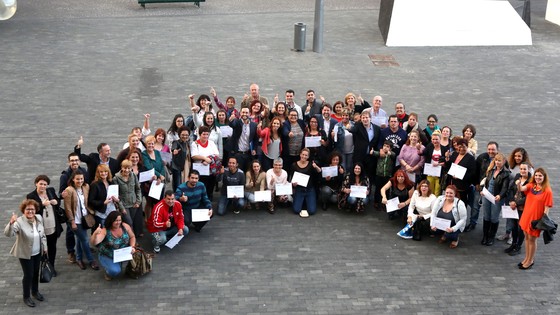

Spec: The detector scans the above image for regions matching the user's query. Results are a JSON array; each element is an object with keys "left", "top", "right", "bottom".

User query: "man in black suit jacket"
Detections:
[
  {"left": 73, "top": 136, "right": 119, "bottom": 182},
  {"left": 350, "top": 111, "right": 381, "bottom": 181},
  {"left": 226, "top": 107, "right": 259, "bottom": 172},
  {"left": 316, "top": 103, "right": 338, "bottom": 155}
]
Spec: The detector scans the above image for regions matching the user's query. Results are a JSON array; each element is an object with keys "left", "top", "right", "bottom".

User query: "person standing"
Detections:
[{"left": 4, "top": 200, "right": 48, "bottom": 307}]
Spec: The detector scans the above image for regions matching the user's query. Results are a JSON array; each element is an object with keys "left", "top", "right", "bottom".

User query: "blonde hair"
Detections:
[
  {"left": 486, "top": 152, "right": 506, "bottom": 175},
  {"left": 94, "top": 164, "right": 113, "bottom": 182}
]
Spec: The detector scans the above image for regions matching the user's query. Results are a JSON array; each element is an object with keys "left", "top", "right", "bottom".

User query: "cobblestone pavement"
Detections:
[{"left": 1, "top": 0, "right": 560, "bottom": 314}]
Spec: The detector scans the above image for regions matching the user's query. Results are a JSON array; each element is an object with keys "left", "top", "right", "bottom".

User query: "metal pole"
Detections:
[{"left": 312, "top": 0, "right": 324, "bottom": 53}]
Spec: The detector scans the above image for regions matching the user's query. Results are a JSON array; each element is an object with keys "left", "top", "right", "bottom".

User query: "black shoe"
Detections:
[
  {"left": 519, "top": 262, "right": 534, "bottom": 270},
  {"left": 504, "top": 245, "right": 516, "bottom": 253},
  {"left": 509, "top": 246, "right": 521, "bottom": 256},
  {"left": 322, "top": 202, "right": 327, "bottom": 210},
  {"left": 32, "top": 292, "right": 44, "bottom": 301},
  {"left": 486, "top": 238, "right": 495, "bottom": 246},
  {"left": 465, "top": 224, "right": 476, "bottom": 232},
  {"left": 23, "top": 297, "right": 35, "bottom": 307},
  {"left": 52, "top": 269, "right": 57, "bottom": 277}
]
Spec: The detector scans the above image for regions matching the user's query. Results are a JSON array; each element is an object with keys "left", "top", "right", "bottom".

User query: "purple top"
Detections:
[{"left": 399, "top": 143, "right": 425, "bottom": 174}]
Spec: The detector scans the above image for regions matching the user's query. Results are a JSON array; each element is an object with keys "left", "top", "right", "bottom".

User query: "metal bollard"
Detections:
[{"left": 294, "top": 22, "right": 306, "bottom": 51}]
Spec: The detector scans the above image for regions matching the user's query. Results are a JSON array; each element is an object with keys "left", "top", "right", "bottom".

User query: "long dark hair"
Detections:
[
  {"left": 104, "top": 211, "right": 122, "bottom": 229},
  {"left": 351, "top": 162, "right": 367, "bottom": 185},
  {"left": 168, "top": 114, "right": 184, "bottom": 134}
]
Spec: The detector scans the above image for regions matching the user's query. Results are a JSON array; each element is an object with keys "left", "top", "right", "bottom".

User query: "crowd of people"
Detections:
[{"left": 5, "top": 83, "right": 554, "bottom": 307}]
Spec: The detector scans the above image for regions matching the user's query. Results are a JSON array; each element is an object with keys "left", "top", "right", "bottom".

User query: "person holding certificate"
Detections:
[
  {"left": 113, "top": 159, "right": 143, "bottom": 239},
  {"left": 398, "top": 130, "right": 425, "bottom": 185},
  {"left": 89, "top": 164, "right": 129, "bottom": 230},
  {"left": 517, "top": 168, "right": 553, "bottom": 270},
  {"left": 217, "top": 157, "right": 246, "bottom": 215},
  {"left": 443, "top": 138, "right": 476, "bottom": 206},
  {"left": 176, "top": 170, "right": 213, "bottom": 232},
  {"left": 191, "top": 126, "right": 221, "bottom": 201},
  {"left": 147, "top": 190, "right": 189, "bottom": 253},
  {"left": 430, "top": 185, "right": 467, "bottom": 248},
  {"left": 338, "top": 162, "right": 370, "bottom": 213},
  {"left": 258, "top": 117, "right": 283, "bottom": 171},
  {"left": 479, "top": 153, "right": 511, "bottom": 246},
  {"left": 266, "top": 158, "right": 292, "bottom": 213},
  {"left": 304, "top": 116, "right": 329, "bottom": 165},
  {"left": 90, "top": 211, "right": 136, "bottom": 281},
  {"left": 504, "top": 162, "right": 531, "bottom": 256},
  {"left": 381, "top": 169, "right": 414, "bottom": 220},
  {"left": 320, "top": 152, "right": 345, "bottom": 210},
  {"left": 422, "top": 130, "right": 448, "bottom": 196},
  {"left": 290, "top": 148, "right": 322, "bottom": 218},
  {"left": 245, "top": 160, "right": 267, "bottom": 211},
  {"left": 142, "top": 135, "right": 167, "bottom": 221},
  {"left": 332, "top": 109, "right": 354, "bottom": 172},
  {"left": 282, "top": 109, "right": 306, "bottom": 169}
]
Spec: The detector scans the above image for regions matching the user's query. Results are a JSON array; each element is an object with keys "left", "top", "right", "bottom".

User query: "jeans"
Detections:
[
  {"left": 293, "top": 186, "right": 317, "bottom": 215},
  {"left": 217, "top": 195, "right": 246, "bottom": 215},
  {"left": 435, "top": 229, "right": 461, "bottom": 241},
  {"left": 347, "top": 196, "right": 369, "bottom": 207},
  {"left": 98, "top": 253, "right": 123, "bottom": 278},
  {"left": 19, "top": 253, "right": 41, "bottom": 298},
  {"left": 74, "top": 223, "right": 94, "bottom": 262},
  {"left": 66, "top": 222, "right": 76, "bottom": 254},
  {"left": 470, "top": 191, "right": 482, "bottom": 226},
  {"left": 320, "top": 186, "right": 338, "bottom": 205},
  {"left": 151, "top": 226, "right": 189, "bottom": 247},
  {"left": 341, "top": 153, "right": 353, "bottom": 174},
  {"left": 482, "top": 198, "right": 503, "bottom": 223}
]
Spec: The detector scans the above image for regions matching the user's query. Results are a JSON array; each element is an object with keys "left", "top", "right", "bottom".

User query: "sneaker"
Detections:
[
  {"left": 154, "top": 246, "right": 160, "bottom": 253},
  {"left": 299, "top": 210, "right": 309, "bottom": 218},
  {"left": 233, "top": 209, "right": 240, "bottom": 215},
  {"left": 496, "top": 233, "right": 510, "bottom": 241},
  {"left": 397, "top": 224, "right": 413, "bottom": 239},
  {"left": 68, "top": 253, "right": 77, "bottom": 264},
  {"left": 506, "top": 237, "right": 513, "bottom": 245}
]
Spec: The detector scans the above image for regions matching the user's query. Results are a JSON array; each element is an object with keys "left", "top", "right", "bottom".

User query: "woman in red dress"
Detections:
[{"left": 517, "top": 168, "right": 553, "bottom": 270}]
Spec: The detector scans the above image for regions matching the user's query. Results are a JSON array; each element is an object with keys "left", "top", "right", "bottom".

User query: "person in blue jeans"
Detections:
[
  {"left": 90, "top": 211, "right": 136, "bottom": 280},
  {"left": 290, "top": 148, "right": 322, "bottom": 218},
  {"left": 217, "top": 157, "right": 246, "bottom": 215}
]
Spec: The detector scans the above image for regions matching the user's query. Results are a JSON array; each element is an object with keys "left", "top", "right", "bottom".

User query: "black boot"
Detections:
[
  {"left": 504, "top": 244, "right": 516, "bottom": 253},
  {"left": 481, "top": 220, "right": 490, "bottom": 245},
  {"left": 508, "top": 244, "right": 521, "bottom": 256},
  {"left": 486, "top": 222, "right": 499, "bottom": 246}
]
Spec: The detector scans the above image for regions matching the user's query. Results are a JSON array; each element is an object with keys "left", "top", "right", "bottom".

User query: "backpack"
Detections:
[{"left": 126, "top": 247, "right": 154, "bottom": 279}]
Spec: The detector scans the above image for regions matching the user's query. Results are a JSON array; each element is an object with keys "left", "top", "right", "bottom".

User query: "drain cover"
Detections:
[{"left": 369, "top": 54, "right": 399, "bottom": 66}]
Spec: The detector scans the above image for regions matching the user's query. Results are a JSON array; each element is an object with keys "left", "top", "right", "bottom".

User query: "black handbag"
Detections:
[{"left": 40, "top": 255, "right": 53, "bottom": 283}]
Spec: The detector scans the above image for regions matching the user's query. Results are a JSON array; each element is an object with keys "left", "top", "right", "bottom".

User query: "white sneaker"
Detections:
[
  {"left": 506, "top": 237, "right": 513, "bottom": 245},
  {"left": 154, "top": 246, "right": 160, "bottom": 253},
  {"left": 497, "top": 233, "right": 510, "bottom": 241},
  {"left": 299, "top": 210, "right": 309, "bottom": 218}
]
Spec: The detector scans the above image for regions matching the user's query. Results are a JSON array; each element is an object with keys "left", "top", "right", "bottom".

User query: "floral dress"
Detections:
[{"left": 338, "top": 173, "right": 370, "bottom": 213}]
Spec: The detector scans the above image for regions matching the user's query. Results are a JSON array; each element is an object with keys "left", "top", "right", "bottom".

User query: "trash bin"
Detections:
[{"left": 294, "top": 22, "right": 306, "bottom": 51}]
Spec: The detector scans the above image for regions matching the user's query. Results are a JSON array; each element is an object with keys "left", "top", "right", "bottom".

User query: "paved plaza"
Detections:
[{"left": 1, "top": 0, "right": 560, "bottom": 313}]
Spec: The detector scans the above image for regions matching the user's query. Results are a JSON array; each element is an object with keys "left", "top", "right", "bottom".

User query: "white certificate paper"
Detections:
[
  {"left": 148, "top": 181, "right": 164, "bottom": 199},
  {"left": 107, "top": 184, "right": 119, "bottom": 198},
  {"left": 481, "top": 187, "right": 496, "bottom": 204},
  {"left": 349, "top": 185, "right": 367, "bottom": 199},
  {"left": 193, "top": 162, "right": 210, "bottom": 176},
  {"left": 139, "top": 169, "right": 155, "bottom": 183},
  {"left": 192, "top": 209, "right": 211, "bottom": 222},
  {"left": 113, "top": 247, "right": 133, "bottom": 263},
  {"left": 291, "top": 172, "right": 310, "bottom": 187},
  {"left": 423, "top": 163, "right": 441, "bottom": 177},
  {"left": 164, "top": 233, "right": 184, "bottom": 249},
  {"left": 386, "top": 197, "right": 401, "bottom": 213},
  {"left": 407, "top": 172, "right": 416, "bottom": 183},
  {"left": 219, "top": 126, "right": 233, "bottom": 138},
  {"left": 254, "top": 190, "right": 272, "bottom": 202},
  {"left": 305, "top": 136, "right": 322, "bottom": 148},
  {"left": 448, "top": 163, "right": 467, "bottom": 180},
  {"left": 321, "top": 166, "right": 338, "bottom": 178},
  {"left": 160, "top": 151, "right": 172, "bottom": 164},
  {"left": 275, "top": 183, "right": 293, "bottom": 195},
  {"left": 227, "top": 185, "right": 244, "bottom": 198},
  {"left": 431, "top": 216, "right": 452, "bottom": 231},
  {"left": 501, "top": 206, "right": 519, "bottom": 219}
]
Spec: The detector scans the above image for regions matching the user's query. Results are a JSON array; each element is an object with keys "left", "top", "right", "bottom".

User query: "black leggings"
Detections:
[{"left": 19, "top": 253, "right": 41, "bottom": 298}]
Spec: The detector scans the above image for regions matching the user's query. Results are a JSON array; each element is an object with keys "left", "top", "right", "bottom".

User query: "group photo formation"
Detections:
[{"left": 5, "top": 82, "right": 555, "bottom": 308}]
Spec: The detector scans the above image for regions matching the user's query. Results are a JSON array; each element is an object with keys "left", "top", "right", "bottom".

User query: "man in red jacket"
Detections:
[{"left": 147, "top": 190, "right": 189, "bottom": 253}]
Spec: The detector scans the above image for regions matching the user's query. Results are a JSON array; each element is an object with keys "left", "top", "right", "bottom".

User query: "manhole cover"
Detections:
[{"left": 369, "top": 54, "right": 399, "bottom": 67}]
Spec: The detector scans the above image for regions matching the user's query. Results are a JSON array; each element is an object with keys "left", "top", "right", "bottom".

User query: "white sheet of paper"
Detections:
[
  {"left": 291, "top": 172, "right": 310, "bottom": 187},
  {"left": 227, "top": 185, "right": 244, "bottom": 198},
  {"left": 501, "top": 206, "right": 519, "bottom": 219},
  {"left": 481, "top": 187, "right": 496, "bottom": 204},
  {"left": 192, "top": 162, "right": 210, "bottom": 176},
  {"left": 139, "top": 169, "right": 155, "bottom": 183},
  {"left": 219, "top": 126, "right": 233, "bottom": 138},
  {"left": 113, "top": 246, "right": 133, "bottom": 263},
  {"left": 305, "top": 136, "right": 322, "bottom": 148},
  {"left": 148, "top": 181, "right": 164, "bottom": 199},
  {"left": 448, "top": 163, "right": 467, "bottom": 180},
  {"left": 164, "top": 233, "right": 184, "bottom": 249},
  {"left": 386, "top": 197, "right": 401, "bottom": 213},
  {"left": 159, "top": 151, "right": 172, "bottom": 164},
  {"left": 349, "top": 185, "right": 368, "bottom": 199},
  {"left": 431, "top": 216, "right": 452, "bottom": 231},
  {"left": 192, "top": 209, "right": 211, "bottom": 222},
  {"left": 106, "top": 184, "right": 119, "bottom": 199},
  {"left": 321, "top": 166, "right": 338, "bottom": 178},
  {"left": 423, "top": 163, "right": 441, "bottom": 177},
  {"left": 254, "top": 190, "right": 272, "bottom": 202},
  {"left": 275, "top": 183, "right": 293, "bottom": 195},
  {"left": 407, "top": 172, "right": 416, "bottom": 183}
]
